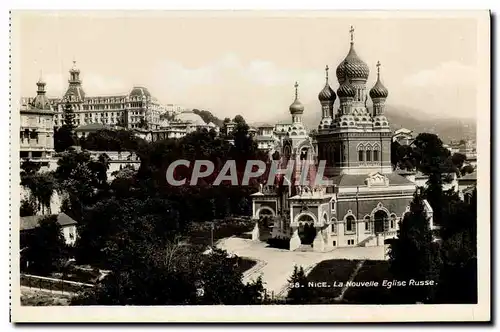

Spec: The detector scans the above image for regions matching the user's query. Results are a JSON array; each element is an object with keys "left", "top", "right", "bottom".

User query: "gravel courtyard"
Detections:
[{"left": 217, "top": 237, "right": 389, "bottom": 295}]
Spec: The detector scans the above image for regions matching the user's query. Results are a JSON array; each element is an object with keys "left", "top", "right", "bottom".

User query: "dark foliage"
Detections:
[
  {"left": 21, "top": 215, "right": 68, "bottom": 276},
  {"left": 388, "top": 191, "right": 442, "bottom": 303}
]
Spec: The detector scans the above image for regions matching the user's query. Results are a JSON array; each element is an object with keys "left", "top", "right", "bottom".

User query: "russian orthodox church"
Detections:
[{"left": 251, "top": 27, "right": 429, "bottom": 252}]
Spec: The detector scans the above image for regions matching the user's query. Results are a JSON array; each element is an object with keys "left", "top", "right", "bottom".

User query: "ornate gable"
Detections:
[{"left": 365, "top": 172, "right": 389, "bottom": 187}]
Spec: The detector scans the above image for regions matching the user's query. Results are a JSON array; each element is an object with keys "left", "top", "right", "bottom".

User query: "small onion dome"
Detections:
[
  {"left": 318, "top": 65, "right": 336, "bottom": 103},
  {"left": 318, "top": 83, "right": 336, "bottom": 103},
  {"left": 289, "top": 81, "right": 305, "bottom": 114},
  {"left": 369, "top": 61, "right": 389, "bottom": 99},
  {"left": 289, "top": 99, "right": 304, "bottom": 114},
  {"left": 369, "top": 79, "right": 388, "bottom": 99},
  {"left": 337, "top": 76, "right": 355, "bottom": 99}
]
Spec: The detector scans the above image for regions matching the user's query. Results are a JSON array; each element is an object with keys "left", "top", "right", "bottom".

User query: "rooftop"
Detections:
[
  {"left": 20, "top": 213, "right": 77, "bottom": 231},
  {"left": 329, "top": 172, "right": 415, "bottom": 187}
]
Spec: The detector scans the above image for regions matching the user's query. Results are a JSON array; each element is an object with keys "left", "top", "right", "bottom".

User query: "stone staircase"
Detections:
[
  {"left": 357, "top": 235, "right": 381, "bottom": 247},
  {"left": 295, "top": 244, "right": 314, "bottom": 252}
]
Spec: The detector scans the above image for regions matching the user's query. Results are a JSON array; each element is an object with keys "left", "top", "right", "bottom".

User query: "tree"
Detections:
[
  {"left": 54, "top": 101, "right": 77, "bottom": 152},
  {"left": 20, "top": 159, "right": 41, "bottom": 177},
  {"left": 436, "top": 187, "right": 476, "bottom": 301},
  {"left": 451, "top": 153, "right": 467, "bottom": 170},
  {"left": 21, "top": 171, "right": 57, "bottom": 215},
  {"left": 138, "top": 118, "right": 149, "bottom": 130},
  {"left": 412, "top": 133, "right": 454, "bottom": 224},
  {"left": 63, "top": 101, "right": 76, "bottom": 130},
  {"left": 198, "top": 248, "right": 265, "bottom": 305},
  {"left": 72, "top": 244, "right": 265, "bottom": 305},
  {"left": 55, "top": 150, "right": 110, "bottom": 221},
  {"left": 20, "top": 198, "right": 37, "bottom": 217},
  {"left": 54, "top": 126, "right": 77, "bottom": 152},
  {"left": 287, "top": 265, "right": 313, "bottom": 304},
  {"left": 391, "top": 140, "right": 415, "bottom": 171},
  {"left": 21, "top": 215, "right": 68, "bottom": 275},
  {"left": 461, "top": 165, "right": 475, "bottom": 176},
  {"left": 388, "top": 191, "right": 442, "bottom": 303}
]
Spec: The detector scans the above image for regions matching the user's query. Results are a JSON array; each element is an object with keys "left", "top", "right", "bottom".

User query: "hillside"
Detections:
[
  {"left": 249, "top": 104, "right": 476, "bottom": 143},
  {"left": 192, "top": 109, "right": 224, "bottom": 127}
]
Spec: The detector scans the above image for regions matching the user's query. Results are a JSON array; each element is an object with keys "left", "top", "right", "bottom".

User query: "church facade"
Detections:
[{"left": 251, "top": 27, "right": 426, "bottom": 252}]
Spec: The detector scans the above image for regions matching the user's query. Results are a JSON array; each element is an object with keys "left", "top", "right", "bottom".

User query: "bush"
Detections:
[{"left": 267, "top": 237, "right": 289, "bottom": 250}]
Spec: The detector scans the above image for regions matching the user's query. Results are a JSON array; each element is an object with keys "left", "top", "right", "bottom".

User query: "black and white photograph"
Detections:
[{"left": 9, "top": 10, "right": 490, "bottom": 322}]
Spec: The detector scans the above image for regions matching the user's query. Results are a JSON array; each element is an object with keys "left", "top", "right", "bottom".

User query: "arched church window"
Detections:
[
  {"left": 375, "top": 122, "right": 380, "bottom": 126},
  {"left": 390, "top": 213, "right": 397, "bottom": 229},
  {"left": 364, "top": 215, "right": 370, "bottom": 231},
  {"left": 342, "top": 122, "right": 347, "bottom": 126},
  {"left": 366, "top": 149, "right": 372, "bottom": 162},
  {"left": 373, "top": 149, "right": 379, "bottom": 161},
  {"left": 346, "top": 216, "right": 355, "bottom": 232},
  {"left": 358, "top": 150, "right": 364, "bottom": 162},
  {"left": 383, "top": 122, "right": 387, "bottom": 126}
]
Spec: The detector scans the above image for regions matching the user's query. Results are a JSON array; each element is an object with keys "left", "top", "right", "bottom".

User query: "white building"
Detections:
[{"left": 392, "top": 128, "right": 414, "bottom": 145}]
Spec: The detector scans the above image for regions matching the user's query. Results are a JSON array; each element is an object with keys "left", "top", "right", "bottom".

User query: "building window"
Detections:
[
  {"left": 333, "top": 240, "right": 336, "bottom": 247},
  {"left": 358, "top": 150, "right": 364, "bottom": 162},
  {"left": 373, "top": 150, "right": 379, "bottom": 161},
  {"left": 364, "top": 216, "right": 370, "bottom": 231},
  {"left": 366, "top": 150, "right": 372, "bottom": 162},
  {"left": 346, "top": 216, "right": 355, "bottom": 232}
]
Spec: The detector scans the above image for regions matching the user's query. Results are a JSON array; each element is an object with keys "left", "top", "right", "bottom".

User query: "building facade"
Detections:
[
  {"left": 19, "top": 77, "right": 55, "bottom": 163},
  {"left": 251, "top": 27, "right": 431, "bottom": 252},
  {"left": 51, "top": 61, "right": 162, "bottom": 129}
]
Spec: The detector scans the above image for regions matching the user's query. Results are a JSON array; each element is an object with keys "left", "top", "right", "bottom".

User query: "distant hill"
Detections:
[{"left": 249, "top": 104, "right": 476, "bottom": 143}]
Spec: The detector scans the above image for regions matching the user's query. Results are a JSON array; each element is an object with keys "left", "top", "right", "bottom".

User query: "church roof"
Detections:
[{"left": 329, "top": 173, "right": 415, "bottom": 187}]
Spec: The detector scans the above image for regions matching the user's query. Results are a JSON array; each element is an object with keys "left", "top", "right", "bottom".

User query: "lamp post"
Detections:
[{"left": 211, "top": 222, "right": 214, "bottom": 248}]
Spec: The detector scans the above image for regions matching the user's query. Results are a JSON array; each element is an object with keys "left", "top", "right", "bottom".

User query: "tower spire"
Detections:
[
  {"left": 37, "top": 69, "right": 44, "bottom": 83},
  {"left": 294, "top": 81, "right": 299, "bottom": 100},
  {"left": 349, "top": 25, "right": 355, "bottom": 45}
]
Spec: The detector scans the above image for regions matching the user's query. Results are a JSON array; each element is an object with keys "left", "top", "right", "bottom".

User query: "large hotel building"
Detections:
[{"left": 50, "top": 61, "right": 163, "bottom": 129}]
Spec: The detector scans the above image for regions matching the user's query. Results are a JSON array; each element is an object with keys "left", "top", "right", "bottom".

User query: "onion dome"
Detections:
[
  {"left": 337, "top": 62, "right": 356, "bottom": 98},
  {"left": 369, "top": 61, "right": 389, "bottom": 99},
  {"left": 318, "top": 65, "right": 336, "bottom": 103},
  {"left": 336, "top": 26, "right": 370, "bottom": 82},
  {"left": 289, "top": 81, "right": 304, "bottom": 114}
]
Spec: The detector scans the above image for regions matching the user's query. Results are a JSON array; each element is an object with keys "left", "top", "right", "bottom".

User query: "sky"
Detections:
[{"left": 14, "top": 11, "right": 479, "bottom": 123}]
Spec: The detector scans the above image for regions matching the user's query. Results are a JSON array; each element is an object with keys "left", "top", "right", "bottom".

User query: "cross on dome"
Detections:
[{"left": 349, "top": 25, "right": 355, "bottom": 44}]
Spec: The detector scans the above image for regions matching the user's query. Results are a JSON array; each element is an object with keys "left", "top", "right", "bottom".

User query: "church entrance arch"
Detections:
[
  {"left": 374, "top": 210, "right": 388, "bottom": 234},
  {"left": 257, "top": 207, "right": 275, "bottom": 229},
  {"left": 296, "top": 213, "right": 316, "bottom": 245}
]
